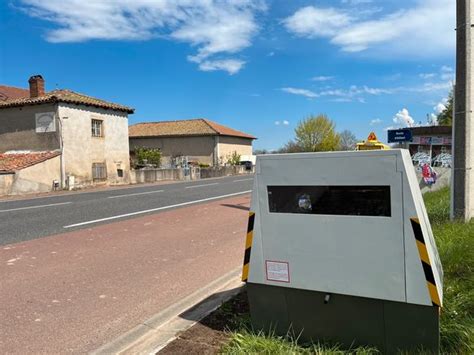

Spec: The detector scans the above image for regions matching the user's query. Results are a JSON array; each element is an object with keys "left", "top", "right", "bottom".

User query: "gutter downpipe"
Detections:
[{"left": 56, "top": 111, "right": 66, "bottom": 189}]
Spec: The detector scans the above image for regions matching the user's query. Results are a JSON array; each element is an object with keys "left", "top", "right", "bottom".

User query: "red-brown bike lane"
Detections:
[{"left": 0, "top": 195, "right": 250, "bottom": 353}]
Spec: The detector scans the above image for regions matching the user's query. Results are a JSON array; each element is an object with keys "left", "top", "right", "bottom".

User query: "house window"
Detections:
[
  {"left": 91, "top": 119, "right": 103, "bottom": 137},
  {"left": 92, "top": 163, "right": 107, "bottom": 181}
]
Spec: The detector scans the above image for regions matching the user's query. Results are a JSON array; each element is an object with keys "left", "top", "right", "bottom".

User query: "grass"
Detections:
[
  {"left": 424, "top": 188, "right": 474, "bottom": 353},
  {"left": 222, "top": 187, "right": 473, "bottom": 354},
  {"left": 222, "top": 331, "right": 378, "bottom": 355}
]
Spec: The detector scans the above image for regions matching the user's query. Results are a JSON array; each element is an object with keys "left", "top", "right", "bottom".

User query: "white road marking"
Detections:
[
  {"left": 185, "top": 183, "right": 219, "bottom": 189},
  {"left": 64, "top": 190, "right": 251, "bottom": 229},
  {"left": 0, "top": 201, "right": 72, "bottom": 213},
  {"left": 233, "top": 178, "right": 253, "bottom": 182},
  {"left": 107, "top": 190, "right": 164, "bottom": 199}
]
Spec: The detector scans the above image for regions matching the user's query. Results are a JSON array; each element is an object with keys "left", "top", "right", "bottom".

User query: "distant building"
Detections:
[
  {"left": 387, "top": 126, "right": 452, "bottom": 167},
  {"left": 129, "top": 119, "right": 256, "bottom": 166},
  {"left": 0, "top": 75, "right": 134, "bottom": 194}
]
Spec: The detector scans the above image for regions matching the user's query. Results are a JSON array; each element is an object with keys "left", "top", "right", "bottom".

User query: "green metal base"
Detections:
[{"left": 247, "top": 283, "right": 439, "bottom": 354}]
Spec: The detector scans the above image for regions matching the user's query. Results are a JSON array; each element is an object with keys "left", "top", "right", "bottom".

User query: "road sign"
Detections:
[{"left": 387, "top": 128, "right": 412, "bottom": 143}]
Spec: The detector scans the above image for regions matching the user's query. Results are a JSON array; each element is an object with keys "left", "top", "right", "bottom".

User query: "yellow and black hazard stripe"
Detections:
[
  {"left": 241, "top": 211, "right": 255, "bottom": 282},
  {"left": 410, "top": 217, "right": 441, "bottom": 307}
]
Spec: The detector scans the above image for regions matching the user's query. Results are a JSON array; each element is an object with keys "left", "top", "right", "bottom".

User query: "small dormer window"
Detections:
[{"left": 92, "top": 119, "right": 103, "bottom": 137}]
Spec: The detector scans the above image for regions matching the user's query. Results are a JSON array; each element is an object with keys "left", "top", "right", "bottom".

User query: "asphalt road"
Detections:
[
  {"left": 0, "top": 194, "right": 250, "bottom": 353},
  {"left": 0, "top": 175, "right": 254, "bottom": 246}
]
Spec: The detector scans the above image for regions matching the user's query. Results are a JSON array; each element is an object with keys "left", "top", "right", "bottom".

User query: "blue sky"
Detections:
[{"left": 0, "top": 0, "right": 455, "bottom": 150}]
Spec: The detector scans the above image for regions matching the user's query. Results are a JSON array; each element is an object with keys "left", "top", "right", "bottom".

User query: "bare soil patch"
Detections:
[{"left": 159, "top": 291, "right": 249, "bottom": 354}]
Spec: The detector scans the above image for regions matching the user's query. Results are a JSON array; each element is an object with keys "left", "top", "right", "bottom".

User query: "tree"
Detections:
[
  {"left": 294, "top": 114, "right": 341, "bottom": 152},
  {"left": 226, "top": 151, "right": 241, "bottom": 165},
  {"left": 339, "top": 129, "right": 358, "bottom": 151},
  {"left": 437, "top": 89, "right": 453, "bottom": 126},
  {"left": 277, "top": 140, "right": 304, "bottom": 153},
  {"left": 253, "top": 149, "right": 269, "bottom": 155},
  {"left": 133, "top": 147, "right": 162, "bottom": 168}
]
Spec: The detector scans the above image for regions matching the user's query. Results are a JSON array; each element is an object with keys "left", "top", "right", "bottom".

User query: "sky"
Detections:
[{"left": 0, "top": 0, "right": 455, "bottom": 150}]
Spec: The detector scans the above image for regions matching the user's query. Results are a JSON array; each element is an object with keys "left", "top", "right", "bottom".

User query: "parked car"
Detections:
[{"left": 240, "top": 160, "right": 253, "bottom": 171}]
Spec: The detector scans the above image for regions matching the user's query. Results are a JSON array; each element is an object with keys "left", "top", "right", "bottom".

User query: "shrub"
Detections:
[
  {"left": 226, "top": 151, "right": 241, "bottom": 166},
  {"left": 134, "top": 147, "right": 161, "bottom": 167}
]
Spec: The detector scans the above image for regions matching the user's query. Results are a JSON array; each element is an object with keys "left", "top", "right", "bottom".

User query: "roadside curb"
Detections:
[{"left": 92, "top": 267, "right": 244, "bottom": 355}]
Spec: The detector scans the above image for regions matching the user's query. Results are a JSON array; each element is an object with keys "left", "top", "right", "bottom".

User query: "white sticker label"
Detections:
[{"left": 265, "top": 260, "right": 290, "bottom": 283}]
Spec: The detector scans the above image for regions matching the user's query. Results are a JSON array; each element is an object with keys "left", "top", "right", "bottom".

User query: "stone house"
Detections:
[
  {"left": 0, "top": 75, "right": 134, "bottom": 194},
  {"left": 129, "top": 119, "right": 256, "bottom": 167},
  {"left": 0, "top": 151, "right": 61, "bottom": 195}
]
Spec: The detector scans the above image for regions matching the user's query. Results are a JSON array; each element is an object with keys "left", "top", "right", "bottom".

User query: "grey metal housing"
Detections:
[{"left": 245, "top": 150, "right": 443, "bottom": 353}]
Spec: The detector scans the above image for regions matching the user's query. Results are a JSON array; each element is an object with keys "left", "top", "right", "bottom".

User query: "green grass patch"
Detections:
[
  {"left": 222, "top": 330, "right": 378, "bottom": 355},
  {"left": 425, "top": 187, "right": 473, "bottom": 353},
  {"left": 222, "top": 187, "right": 473, "bottom": 354}
]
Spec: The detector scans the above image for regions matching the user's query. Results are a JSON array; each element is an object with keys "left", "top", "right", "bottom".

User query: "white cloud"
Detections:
[
  {"left": 311, "top": 76, "right": 334, "bottom": 82},
  {"left": 20, "top": 0, "right": 266, "bottom": 74},
  {"left": 281, "top": 84, "right": 394, "bottom": 102},
  {"left": 341, "top": 0, "right": 374, "bottom": 4},
  {"left": 419, "top": 73, "right": 436, "bottom": 80},
  {"left": 274, "top": 121, "right": 280, "bottom": 125},
  {"left": 281, "top": 87, "right": 318, "bottom": 98},
  {"left": 393, "top": 108, "right": 415, "bottom": 127},
  {"left": 191, "top": 58, "right": 246, "bottom": 75},
  {"left": 434, "top": 101, "right": 446, "bottom": 114},
  {"left": 411, "top": 81, "right": 453, "bottom": 93},
  {"left": 319, "top": 85, "right": 392, "bottom": 101},
  {"left": 284, "top": 0, "right": 455, "bottom": 58},
  {"left": 440, "top": 65, "right": 455, "bottom": 81},
  {"left": 370, "top": 118, "right": 382, "bottom": 125},
  {"left": 441, "top": 65, "right": 453, "bottom": 73},
  {"left": 428, "top": 96, "right": 448, "bottom": 125},
  {"left": 282, "top": 120, "right": 289, "bottom": 125},
  {"left": 281, "top": 79, "right": 451, "bottom": 104},
  {"left": 283, "top": 6, "right": 352, "bottom": 38}
]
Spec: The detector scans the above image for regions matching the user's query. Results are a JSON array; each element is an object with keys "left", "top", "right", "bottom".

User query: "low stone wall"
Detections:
[
  {"left": 130, "top": 168, "right": 186, "bottom": 184},
  {"left": 200, "top": 165, "right": 250, "bottom": 179},
  {"left": 415, "top": 167, "right": 451, "bottom": 194},
  {"left": 130, "top": 165, "right": 252, "bottom": 184}
]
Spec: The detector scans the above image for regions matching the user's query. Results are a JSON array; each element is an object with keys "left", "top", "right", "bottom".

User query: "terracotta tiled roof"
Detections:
[
  {"left": 0, "top": 89, "right": 134, "bottom": 113},
  {"left": 129, "top": 119, "right": 256, "bottom": 139},
  {"left": 0, "top": 151, "right": 61, "bottom": 173},
  {"left": 0, "top": 85, "right": 29, "bottom": 101}
]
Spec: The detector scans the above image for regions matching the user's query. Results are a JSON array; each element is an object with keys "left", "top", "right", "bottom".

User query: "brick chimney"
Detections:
[{"left": 28, "top": 75, "right": 45, "bottom": 98}]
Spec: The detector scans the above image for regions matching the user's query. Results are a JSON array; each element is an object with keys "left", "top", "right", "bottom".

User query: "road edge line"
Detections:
[{"left": 92, "top": 267, "right": 243, "bottom": 355}]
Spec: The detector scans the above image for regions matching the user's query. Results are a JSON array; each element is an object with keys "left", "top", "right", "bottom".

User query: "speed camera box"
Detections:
[{"left": 242, "top": 149, "right": 442, "bottom": 354}]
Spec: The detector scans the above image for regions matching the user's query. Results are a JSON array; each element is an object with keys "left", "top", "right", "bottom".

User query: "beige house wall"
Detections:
[
  {"left": 0, "top": 104, "right": 60, "bottom": 153},
  {"left": 130, "top": 136, "right": 215, "bottom": 165},
  {"left": 0, "top": 174, "right": 14, "bottom": 195},
  {"left": 58, "top": 104, "right": 131, "bottom": 186},
  {"left": 217, "top": 136, "right": 253, "bottom": 162},
  {"left": 0, "top": 155, "right": 60, "bottom": 195}
]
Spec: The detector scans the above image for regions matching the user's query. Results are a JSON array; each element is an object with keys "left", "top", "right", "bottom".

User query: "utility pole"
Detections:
[{"left": 452, "top": 0, "right": 473, "bottom": 221}]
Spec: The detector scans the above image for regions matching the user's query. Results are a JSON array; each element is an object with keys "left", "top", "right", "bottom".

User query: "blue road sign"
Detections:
[{"left": 387, "top": 128, "right": 412, "bottom": 143}]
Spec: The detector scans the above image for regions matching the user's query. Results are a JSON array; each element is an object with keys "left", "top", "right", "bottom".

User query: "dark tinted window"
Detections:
[{"left": 267, "top": 185, "right": 391, "bottom": 217}]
